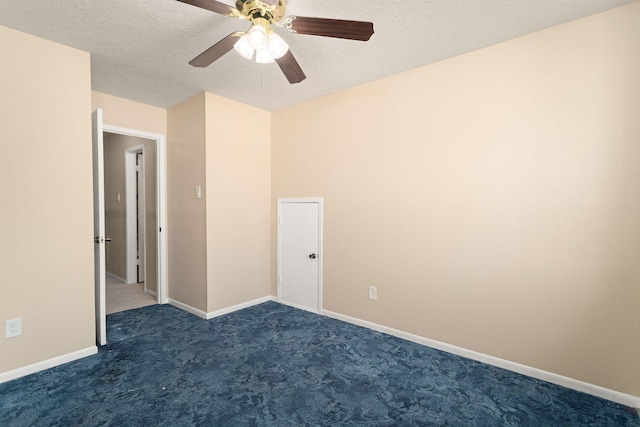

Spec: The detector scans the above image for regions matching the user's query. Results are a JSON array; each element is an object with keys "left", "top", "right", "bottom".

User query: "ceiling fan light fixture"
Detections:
[
  {"left": 268, "top": 32, "right": 289, "bottom": 59},
  {"left": 233, "top": 34, "right": 255, "bottom": 60},
  {"left": 247, "top": 25, "right": 269, "bottom": 50},
  {"left": 179, "top": 0, "right": 374, "bottom": 85}
]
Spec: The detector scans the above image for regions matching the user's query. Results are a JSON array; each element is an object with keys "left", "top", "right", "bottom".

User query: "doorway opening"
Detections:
[
  {"left": 103, "top": 131, "right": 166, "bottom": 315},
  {"left": 93, "top": 109, "right": 167, "bottom": 344}
]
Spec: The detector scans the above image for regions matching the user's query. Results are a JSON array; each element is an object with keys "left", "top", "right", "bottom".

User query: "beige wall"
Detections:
[
  {"left": 167, "top": 94, "right": 208, "bottom": 311},
  {"left": 103, "top": 133, "right": 158, "bottom": 292},
  {"left": 0, "top": 25, "right": 94, "bottom": 372},
  {"left": 103, "top": 134, "right": 127, "bottom": 280},
  {"left": 205, "top": 93, "right": 271, "bottom": 311},
  {"left": 271, "top": 3, "right": 640, "bottom": 397},
  {"left": 166, "top": 92, "right": 272, "bottom": 313},
  {"left": 92, "top": 91, "right": 166, "bottom": 136}
]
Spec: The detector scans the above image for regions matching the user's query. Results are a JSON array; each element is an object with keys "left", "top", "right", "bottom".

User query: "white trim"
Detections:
[
  {"left": 321, "top": 309, "right": 640, "bottom": 409},
  {"left": 168, "top": 299, "right": 208, "bottom": 319},
  {"left": 137, "top": 150, "right": 146, "bottom": 283},
  {"left": 146, "top": 289, "right": 158, "bottom": 297},
  {"left": 277, "top": 298, "right": 321, "bottom": 315},
  {"left": 156, "top": 133, "right": 168, "bottom": 305},
  {"left": 204, "top": 296, "right": 276, "bottom": 320},
  {"left": 276, "top": 197, "right": 324, "bottom": 312},
  {"left": 0, "top": 346, "right": 98, "bottom": 384},
  {"left": 92, "top": 109, "right": 107, "bottom": 346},
  {"left": 103, "top": 124, "right": 168, "bottom": 306},
  {"left": 124, "top": 145, "right": 144, "bottom": 285},
  {"left": 169, "top": 296, "right": 276, "bottom": 320}
]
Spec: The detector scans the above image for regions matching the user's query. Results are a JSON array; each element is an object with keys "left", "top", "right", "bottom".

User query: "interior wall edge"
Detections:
[{"left": 168, "top": 299, "right": 208, "bottom": 320}]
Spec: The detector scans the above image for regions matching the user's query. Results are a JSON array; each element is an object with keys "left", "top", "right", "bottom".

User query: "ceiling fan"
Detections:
[{"left": 176, "top": 0, "right": 374, "bottom": 84}]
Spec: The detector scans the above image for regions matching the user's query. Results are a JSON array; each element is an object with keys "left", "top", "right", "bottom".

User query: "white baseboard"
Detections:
[
  {"left": 146, "top": 289, "right": 158, "bottom": 297},
  {"left": 169, "top": 296, "right": 276, "bottom": 320},
  {"left": 204, "top": 296, "right": 276, "bottom": 320},
  {"left": 321, "top": 309, "right": 640, "bottom": 409},
  {"left": 0, "top": 346, "right": 98, "bottom": 384},
  {"left": 276, "top": 298, "right": 321, "bottom": 315},
  {"left": 168, "top": 298, "right": 208, "bottom": 319},
  {"left": 106, "top": 272, "right": 125, "bottom": 283}
]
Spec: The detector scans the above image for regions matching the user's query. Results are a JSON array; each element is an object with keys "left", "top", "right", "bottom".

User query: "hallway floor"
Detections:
[{"left": 106, "top": 275, "right": 157, "bottom": 314}]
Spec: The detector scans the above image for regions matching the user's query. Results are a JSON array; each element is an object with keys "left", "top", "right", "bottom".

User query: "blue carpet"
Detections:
[{"left": 0, "top": 302, "right": 638, "bottom": 426}]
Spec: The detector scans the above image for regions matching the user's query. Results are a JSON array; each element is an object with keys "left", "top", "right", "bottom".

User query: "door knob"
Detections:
[
  {"left": 94, "top": 236, "right": 113, "bottom": 243},
  {"left": 309, "top": 253, "right": 317, "bottom": 259}
]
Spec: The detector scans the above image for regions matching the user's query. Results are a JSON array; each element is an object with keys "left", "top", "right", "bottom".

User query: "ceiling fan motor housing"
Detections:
[{"left": 236, "top": 0, "right": 286, "bottom": 24}]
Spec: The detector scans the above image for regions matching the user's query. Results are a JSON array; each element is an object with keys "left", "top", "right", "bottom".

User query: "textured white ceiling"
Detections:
[{"left": 0, "top": 0, "right": 635, "bottom": 111}]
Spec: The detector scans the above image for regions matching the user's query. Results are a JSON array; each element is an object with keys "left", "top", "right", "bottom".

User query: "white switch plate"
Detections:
[
  {"left": 195, "top": 186, "right": 202, "bottom": 199},
  {"left": 368, "top": 286, "right": 377, "bottom": 301},
  {"left": 5, "top": 318, "right": 21, "bottom": 338}
]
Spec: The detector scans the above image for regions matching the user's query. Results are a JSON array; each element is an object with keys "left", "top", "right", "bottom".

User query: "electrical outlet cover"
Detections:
[{"left": 6, "top": 318, "right": 21, "bottom": 338}]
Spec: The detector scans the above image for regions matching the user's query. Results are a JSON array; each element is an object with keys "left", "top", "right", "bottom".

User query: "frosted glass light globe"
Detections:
[
  {"left": 233, "top": 34, "right": 254, "bottom": 60},
  {"left": 255, "top": 48, "right": 274, "bottom": 64},
  {"left": 269, "top": 33, "right": 289, "bottom": 59},
  {"left": 248, "top": 25, "right": 269, "bottom": 51}
]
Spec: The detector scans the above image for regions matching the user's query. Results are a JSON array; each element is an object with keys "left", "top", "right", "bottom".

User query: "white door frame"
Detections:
[
  {"left": 103, "top": 124, "right": 168, "bottom": 305},
  {"left": 276, "top": 197, "right": 323, "bottom": 313},
  {"left": 124, "top": 145, "right": 145, "bottom": 285}
]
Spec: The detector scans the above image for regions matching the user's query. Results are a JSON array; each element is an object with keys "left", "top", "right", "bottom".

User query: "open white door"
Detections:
[{"left": 92, "top": 109, "right": 107, "bottom": 346}]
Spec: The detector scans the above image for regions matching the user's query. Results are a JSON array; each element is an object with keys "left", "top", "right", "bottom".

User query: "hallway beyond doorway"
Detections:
[{"left": 106, "top": 275, "right": 156, "bottom": 314}]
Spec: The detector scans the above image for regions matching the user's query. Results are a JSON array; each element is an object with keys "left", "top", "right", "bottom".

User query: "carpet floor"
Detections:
[{"left": 1, "top": 302, "right": 638, "bottom": 426}]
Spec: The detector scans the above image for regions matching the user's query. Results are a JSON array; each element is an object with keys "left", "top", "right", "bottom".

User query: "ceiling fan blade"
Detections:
[
  {"left": 286, "top": 17, "right": 374, "bottom": 41},
  {"left": 176, "top": 0, "right": 235, "bottom": 16},
  {"left": 189, "top": 32, "right": 243, "bottom": 68},
  {"left": 275, "top": 50, "right": 306, "bottom": 84}
]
